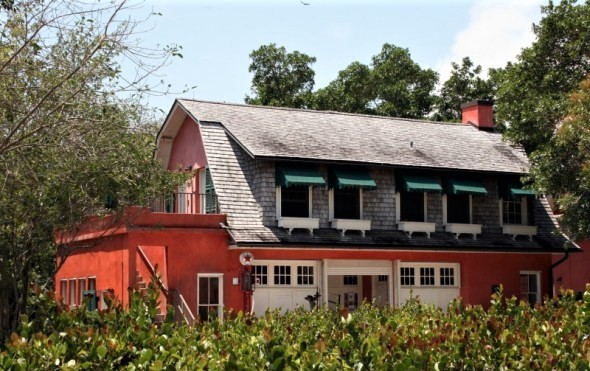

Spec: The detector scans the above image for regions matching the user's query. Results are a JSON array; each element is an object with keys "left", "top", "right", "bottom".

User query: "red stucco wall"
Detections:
[
  {"left": 167, "top": 116, "right": 208, "bottom": 172},
  {"left": 552, "top": 240, "right": 590, "bottom": 294}
]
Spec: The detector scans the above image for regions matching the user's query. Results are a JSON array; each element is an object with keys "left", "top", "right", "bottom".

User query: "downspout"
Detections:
[{"left": 549, "top": 250, "right": 570, "bottom": 297}]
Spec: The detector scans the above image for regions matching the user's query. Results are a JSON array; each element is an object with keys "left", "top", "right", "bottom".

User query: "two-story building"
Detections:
[{"left": 56, "top": 99, "right": 575, "bottom": 322}]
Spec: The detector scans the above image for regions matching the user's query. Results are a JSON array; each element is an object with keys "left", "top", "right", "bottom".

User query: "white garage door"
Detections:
[{"left": 396, "top": 262, "right": 460, "bottom": 310}]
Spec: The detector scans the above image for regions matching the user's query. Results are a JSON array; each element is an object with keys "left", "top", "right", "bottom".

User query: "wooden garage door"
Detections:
[{"left": 397, "top": 262, "right": 460, "bottom": 309}]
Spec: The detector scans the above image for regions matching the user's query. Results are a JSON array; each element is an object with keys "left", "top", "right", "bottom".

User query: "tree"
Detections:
[
  {"left": 0, "top": 0, "right": 185, "bottom": 343},
  {"left": 312, "top": 62, "right": 375, "bottom": 114},
  {"left": 529, "top": 75, "right": 590, "bottom": 240},
  {"left": 245, "top": 43, "right": 316, "bottom": 108},
  {"left": 371, "top": 44, "right": 438, "bottom": 119},
  {"left": 494, "top": 0, "right": 590, "bottom": 154},
  {"left": 433, "top": 57, "right": 495, "bottom": 122}
]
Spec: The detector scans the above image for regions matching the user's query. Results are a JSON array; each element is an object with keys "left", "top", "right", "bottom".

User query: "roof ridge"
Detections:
[{"left": 176, "top": 98, "right": 466, "bottom": 127}]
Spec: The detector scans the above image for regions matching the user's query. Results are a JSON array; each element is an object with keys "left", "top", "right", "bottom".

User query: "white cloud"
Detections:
[{"left": 436, "top": 0, "right": 544, "bottom": 82}]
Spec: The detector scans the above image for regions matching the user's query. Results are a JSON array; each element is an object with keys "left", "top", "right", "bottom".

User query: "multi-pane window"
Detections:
[
  {"left": 281, "top": 186, "right": 309, "bottom": 217},
  {"left": 334, "top": 188, "right": 360, "bottom": 219},
  {"left": 503, "top": 197, "right": 522, "bottom": 225},
  {"left": 400, "top": 192, "right": 424, "bottom": 222},
  {"left": 198, "top": 275, "right": 222, "bottom": 321},
  {"left": 297, "top": 266, "right": 314, "bottom": 285},
  {"left": 252, "top": 265, "right": 268, "bottom": 286},
  {"left": 420, "top": 267, "right": 435, "bottom": 286},
  {"left": 520, "top": 272, "right": 540, "bottom": 304},
  {"left": 343, "top": 275, "right": 358, "bottom": 286},
  {"left": 447, "top": 194, "right": 470, "bottom": 223},
  {"left": 378, "top": 275, "right": 388, "bottom": 282},
  {"left": 440, "top": 268, "right": 455, "bottom": 286},
  {"left": 400, "top": 267, "right": 415, "bottom": 286},
  {"left": 274, "top": 265, "right": 292, "bottom": 285}
]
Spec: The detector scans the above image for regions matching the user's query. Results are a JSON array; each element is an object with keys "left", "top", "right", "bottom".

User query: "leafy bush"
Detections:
[{"left": 2, "top": 285, "right": 590, "bottom": 369}]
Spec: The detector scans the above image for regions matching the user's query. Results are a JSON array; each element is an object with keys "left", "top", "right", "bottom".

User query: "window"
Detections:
[
  {"left": 297, "top": 266, "right": 314, "bottom": 285},
  {"left": 252, "top": 265, "right": 268, "bottom": 286},
  {"left": 502, "top": 197, "right": 522, "bottom": 225},
  {"left": 343, "top": 275, "right": 358, "bottom": 286},
  {"left": 88, "top": 277, "right": 96, "bottom": 291},
  {"left": 78, "top": 278, "right": 87, "bottom": 305},
  {"left": 69, "top": 279, "right": 77, "bottom": 307},
  {"left": 440, "top": 268, "right": 455, "bottom": 286},
  {"left": 447, "top": 194, "right": 470, "bottom": 223},
  {"left": 198, "top": 274, "right": 223, "bottom": 321},
  {"left": 419, "top": 268, "right": 435, "bottom": 286},
  {"left": 400, "top": 192, "right": 425, "bottom": 222},
  {"left": 399, "top": 263, "right": 460, "bottom": 288},
  {"left": 274, "top": 265, "right": 292, "bottom": 285},
  {"left": 520, "top": 272, "right": 540, "bottom": 304},
  {"left": 334, "top": 188, "right": 360, "bottom": 219},
  {"left": 344, "top": 292, "right": 359, "bottom": 309},
  {"left": 378, "top": 275, "right": 388, "bottom": 282},
  {"left": 60, "top": 280, "right": 68, "bottom": 304},
  {"left": 281, "top": 186, "right": 310, "bottom": 217}
]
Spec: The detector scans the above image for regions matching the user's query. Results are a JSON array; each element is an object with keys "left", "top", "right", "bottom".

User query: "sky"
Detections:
[{"left": 135, "top": 0, "right": 546, "bottom": 114}]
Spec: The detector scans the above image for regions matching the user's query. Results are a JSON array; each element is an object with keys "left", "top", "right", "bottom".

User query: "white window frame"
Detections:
[
  {"left": 197, "top": 273, "right": 224, "bottom": 320},
  {"left": 60, "top": 279, "right": 68, "bottom": 305},
  {"left": 397, "top": 262, "right": 461, "bottom": 288},
  {"left": 252, "top": 260, "right": 318, "bottom": 288},
  {"left": 276, "top": 186, "right": 313, "bottom": 219},
  {"left": 519, "top": 271, "right": 541, "bottom": 304},
  {"left": 252, "top": 265, "right": 269, "bottom": 287},
  {"left": 499, "top": 196, "right": 531, "bottom": 226},
  {"left": 69, "top": 278, "right": 77, "bottom": 307}
]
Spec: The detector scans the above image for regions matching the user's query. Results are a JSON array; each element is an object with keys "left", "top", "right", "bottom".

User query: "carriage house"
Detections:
[{"left": 55, "top": 99, "right": 575, "bottom": 322}]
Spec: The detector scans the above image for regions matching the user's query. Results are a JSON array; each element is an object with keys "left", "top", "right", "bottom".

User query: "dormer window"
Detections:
[
  {"left": 328, "top": 167, "right": 376, "bottom": 236},
  {"left": 443, "top": 178, "right": 487, "bottom": 239},
  {"left": 396, "top": 175, "right": 442, "bottom": 238},
  {"left": 499, "top": 183, "right": 537, "bottom": 240},
  {"left": 275, "top": 164, "right": 325, "bottom": 235}
]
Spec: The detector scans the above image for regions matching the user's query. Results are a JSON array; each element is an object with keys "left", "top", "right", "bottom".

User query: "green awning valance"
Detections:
[
  {"left": 330, "top": 168, "right": 377, "bottom": 189},
  {"left": 276, "top": 165, "right": 326, "bottom": 187},
  {"left": 399, "top": 175, "right": 442, "bottom": 193},
  {"left": 508, "top": 185, "right": 536, "bottom": 197},
  {"left": 446, "top": 179, "right": 488, "bottom": 196}
]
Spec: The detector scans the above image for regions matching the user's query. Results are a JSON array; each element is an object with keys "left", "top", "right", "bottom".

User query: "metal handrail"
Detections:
[{"left": 172, "top": 289, "right": 196, "bottom": 326}]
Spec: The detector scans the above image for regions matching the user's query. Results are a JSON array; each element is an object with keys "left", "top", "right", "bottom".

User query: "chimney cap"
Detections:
[{"left": 460, "top": 100, "right": 494, "bottom": 109}]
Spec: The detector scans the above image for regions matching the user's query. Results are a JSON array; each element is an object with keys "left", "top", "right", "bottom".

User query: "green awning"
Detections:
[
  {"left": 399, "top": 175, "right": 442, "bottom": 193},
  {"left": 330, "top": 168, "right": 377, "bottom": 189},
  {"left": 508, "top": 185, "right": 536, "bottom": 197},
  {"left": 446, "top": 179, "right": 488, "bottom": 196},
  {"left": 276, "top": 165, "right": 326, "bottom": 187}
]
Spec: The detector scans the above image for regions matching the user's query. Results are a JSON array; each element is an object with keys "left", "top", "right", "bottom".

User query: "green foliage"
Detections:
[
  {"left": 245, "top": 43, "right": 316, "bottom": 108},
  {"left": 433, "top": 57, "right": 495, "bottom": 122},
  {"left": 0, "top": 0, "right": 186, "bottom": 343},
  {"left": 2, "top": 286, "right": 590, "bottom": 369},
  {"left": 494, "top": 0, "right": 590, "bottom": 154}
]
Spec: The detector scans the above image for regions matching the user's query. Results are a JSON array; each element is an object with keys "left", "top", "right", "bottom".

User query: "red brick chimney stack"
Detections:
[{"left": 461, "top": 100, "right": 494, "bottom": 130}]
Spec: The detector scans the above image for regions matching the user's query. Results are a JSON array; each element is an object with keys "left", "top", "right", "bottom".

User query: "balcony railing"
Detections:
[{"left": 150, "top": 192, "right": 219, "bottom": 214}]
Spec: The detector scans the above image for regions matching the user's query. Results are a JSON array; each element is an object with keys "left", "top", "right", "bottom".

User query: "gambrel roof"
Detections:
[{"left": 177, "top": 99, "right": 529, "bottom": 174}]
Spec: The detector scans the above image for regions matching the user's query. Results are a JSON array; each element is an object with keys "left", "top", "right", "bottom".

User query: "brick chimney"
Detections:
[{"left": 461, "top": 100, "right": 494, "bottom": 130}]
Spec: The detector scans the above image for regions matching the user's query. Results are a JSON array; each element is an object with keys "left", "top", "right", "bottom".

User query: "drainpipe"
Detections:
[{"left": 549, "top": 250, "right": 570, "bottom": 297}]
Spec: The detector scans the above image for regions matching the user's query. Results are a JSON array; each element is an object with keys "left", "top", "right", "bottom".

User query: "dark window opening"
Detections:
[
  {"left": 400, "top": 192, "right": 424, "bottom": 222},
  {"left": 334, "top": 188, "right": 360, "bottom": 219},
  {"left": 281, "top": 186, "right": 309, "bottom": 217},
  {"left": 503, "top": 197, "right": 522, "bottom": 225},
  {"left": 447, "top": 194, "right": 470, "bottom": 223}
]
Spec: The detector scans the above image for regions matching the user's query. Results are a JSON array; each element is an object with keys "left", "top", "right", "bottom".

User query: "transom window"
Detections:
[
  {"left": 281, "top": 186, "right": 309, "bottom": 217},
  {"left": 343, "top": 275, "right": 359, "bottom": 286},
  {"left": 400, "top": 267, "right": 415, "bottom": 286},
  {"left": 399, "top": 263, "right": 460, "bottom": 288},
  {"left": 378, "top": 275, "right": 388, "bottom": 282},
  {"left": 420, "top": 267, "right": 435, "bottom": 286},
  {"left": 334, "top": 188, "right": 361, "bottom": 219},
  {"left": 274, "top": 265, "right": 292, "bottom": 285},
  {"left": 253, "top": 265, "right": 268, "bottom": 286},
  {"left": 297, "top": 266, "right": 314, "bottom": 285}
]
